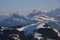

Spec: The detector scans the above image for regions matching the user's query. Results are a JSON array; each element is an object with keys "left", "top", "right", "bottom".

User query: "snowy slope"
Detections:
[{"left": 16, "top": 21, "right": 60, "bottom": 39}]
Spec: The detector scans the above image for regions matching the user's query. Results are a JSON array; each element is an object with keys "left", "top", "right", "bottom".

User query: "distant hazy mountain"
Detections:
[
  {"left": 0, "top": 14, "right": 38, "bottom": 28},
  {"left": 27, "top": 10, "right": 45, "bottom": 19},
  {"left": 0, "top": 15, "right": 9, "bottom": 22},
  {"left": 27, "top": 8, "right": 60, "bottom": 31}
]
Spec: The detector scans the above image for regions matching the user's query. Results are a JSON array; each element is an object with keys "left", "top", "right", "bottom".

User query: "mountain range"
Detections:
[
  {"left": 0, "top": 8, "right": 60, "bottom": 40},
  {"left": 0, "top": 14, "right": 38, "bottom": 28}
]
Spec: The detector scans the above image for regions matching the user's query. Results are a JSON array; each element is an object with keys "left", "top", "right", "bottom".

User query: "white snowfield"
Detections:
[
  {"left": 34, "top": 33, "right": 43, "bottom": 40},
  {"left": 33, "top": 15, "right": 56, "bottom": 22},
  {"left": 53, "top": 28, "right": 60, "bottom": 37}
]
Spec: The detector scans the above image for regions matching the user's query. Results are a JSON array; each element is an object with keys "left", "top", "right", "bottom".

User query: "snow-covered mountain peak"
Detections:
[{"left": 0, "top": 13, "right": 38, "bottom": 28}]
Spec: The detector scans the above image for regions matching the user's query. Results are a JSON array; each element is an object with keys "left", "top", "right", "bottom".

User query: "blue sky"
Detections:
[{"left": 0, "top": 0, "right": 60, "bottom": 15}]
